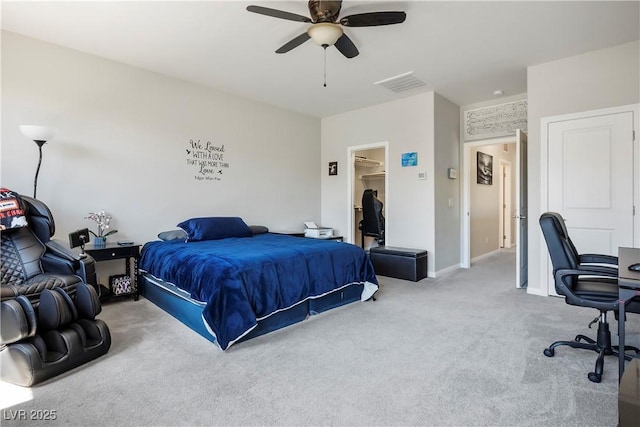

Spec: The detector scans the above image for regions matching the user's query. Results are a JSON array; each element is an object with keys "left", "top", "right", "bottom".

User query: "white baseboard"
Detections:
[
  {"left": 433, "top": 264, "right": 460, "bottom": 278},
  {"left": 526, "top": 287, "right": 549, "bottom": 297}
]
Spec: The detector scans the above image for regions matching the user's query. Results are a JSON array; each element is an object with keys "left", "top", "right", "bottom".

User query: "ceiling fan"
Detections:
[{"left": 246, "top": 1, "right": 407, "bottom": 59}]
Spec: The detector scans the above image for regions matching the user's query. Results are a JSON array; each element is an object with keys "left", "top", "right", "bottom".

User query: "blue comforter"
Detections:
[{"left": 139, "top": 234, "right": 378, "bottom": 350}]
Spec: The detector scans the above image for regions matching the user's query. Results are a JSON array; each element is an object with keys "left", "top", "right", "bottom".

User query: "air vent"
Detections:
[{"left": 374, "top": 72, "right": 427, "bottom": 93}]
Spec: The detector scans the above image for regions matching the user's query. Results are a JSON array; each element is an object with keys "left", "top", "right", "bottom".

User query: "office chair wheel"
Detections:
[
  {"left": 587, "top": 372, "right": 601, "bottom": 383},
  {"left": 543, "top": 348, "right": 554, "bottom": 357}
]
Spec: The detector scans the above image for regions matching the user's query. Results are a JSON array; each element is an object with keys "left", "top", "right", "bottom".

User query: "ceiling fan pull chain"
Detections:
[{"left": 323, "top": 46, "right": 327, "bottom": 87}]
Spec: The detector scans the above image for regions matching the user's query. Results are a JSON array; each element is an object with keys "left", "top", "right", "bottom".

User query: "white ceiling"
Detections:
[{"left": 2, "top": 1, "right": 639, "bottom": 118}]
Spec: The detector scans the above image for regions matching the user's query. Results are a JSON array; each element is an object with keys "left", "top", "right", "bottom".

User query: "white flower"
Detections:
[{"left": 85, "top": 210, "right": 118, "bottom": 237}]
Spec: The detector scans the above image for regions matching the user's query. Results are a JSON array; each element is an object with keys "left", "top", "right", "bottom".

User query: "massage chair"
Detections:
[
  {"left": 1, "top": 195, "right": 97, "bottom": 302},
  {"left": 1, "top": 191, "right": 110, "bottom": 386},
  {"left": 1, "top": 283, "right": 111, "bottom": 386}
]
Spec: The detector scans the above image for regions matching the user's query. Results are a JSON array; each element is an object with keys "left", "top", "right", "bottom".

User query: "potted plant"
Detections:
[{"left": 85, "top": 210, "right": 118, "bottom": 247}]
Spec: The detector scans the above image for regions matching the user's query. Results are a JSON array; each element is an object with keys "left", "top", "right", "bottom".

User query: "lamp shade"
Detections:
[
  {"left": 307, "top": 23, "right": 343, "bottom": 47},
  {"left": 19, "top": 125, "right": 57, "bottom": 142}
]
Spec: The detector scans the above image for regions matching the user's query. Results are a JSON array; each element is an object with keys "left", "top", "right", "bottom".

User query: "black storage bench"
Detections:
[{"left": 369, "top": 246, "right": 428, "bottom": 282}]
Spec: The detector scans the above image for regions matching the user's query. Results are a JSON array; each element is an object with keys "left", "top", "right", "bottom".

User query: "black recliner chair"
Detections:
[
  {"left": 539, "top": 212, "right": 639, "bottom": 383},
  {"left": 1, "top": 195, "right": 97, "bottom": 302},
  {"left": 23, "top": 195, "right": 97, "bottom": 289},
  {"left": 1, "top": 191, "right": 110, "bottom": 386},
  {"left": 360, "top": 189, "right": 385, "bottom": 248}
]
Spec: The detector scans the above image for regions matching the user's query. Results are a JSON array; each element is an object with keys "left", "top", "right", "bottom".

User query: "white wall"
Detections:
[
  {"left": 433, "top": 93, "right": 461, "bottom": 271},
  {"left": 527, "top": 40, "right": 640, "bottom": 296},
  {"left": 1, "top": 31, "right": 321, "bottom": 247},
  {"left": 321, "top": 92, "right": 436, "bottom": 274}
]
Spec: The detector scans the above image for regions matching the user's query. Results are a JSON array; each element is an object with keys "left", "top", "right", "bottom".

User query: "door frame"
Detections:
[
  {"left": 461, "top": 136, "right": 516, "bottom": 268},
  {"left": 540, "top": 103, "right": 640, "bottom": 296},
  {"left": 499, "top": 158, "right": 512, "bottom": 248},
  {"left": 347, "top": 141, "right": 389, "bottom": 245}
]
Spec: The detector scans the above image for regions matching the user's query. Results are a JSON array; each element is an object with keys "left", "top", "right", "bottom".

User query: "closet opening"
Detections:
[{"left": 347, "top": 142, "right": 389, "bottom": 249}]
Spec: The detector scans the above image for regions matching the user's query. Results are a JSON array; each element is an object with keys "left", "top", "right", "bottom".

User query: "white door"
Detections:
[
  {"left": 547, "top": 111, "right": 635, "bottom": 294},
  {"left": 515, "top": 130, "right": 528, "bottom": 288}
]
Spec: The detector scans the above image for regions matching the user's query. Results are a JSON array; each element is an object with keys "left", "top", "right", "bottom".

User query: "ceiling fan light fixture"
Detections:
[{"left": 307, "top": 22, "right": 343, "bottom": 47}]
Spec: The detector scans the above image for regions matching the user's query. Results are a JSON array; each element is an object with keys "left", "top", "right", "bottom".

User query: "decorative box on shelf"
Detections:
[{"left": 109, "top": 274, "right": 133, "bottom": 296}]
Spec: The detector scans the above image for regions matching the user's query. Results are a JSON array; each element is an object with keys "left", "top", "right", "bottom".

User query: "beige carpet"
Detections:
[{"left": 1, "top": 249, "right": 637, "bottom": 426}]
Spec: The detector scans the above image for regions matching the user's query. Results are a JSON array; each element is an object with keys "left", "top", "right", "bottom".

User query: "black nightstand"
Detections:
[{"left": 85, "top": 243, "right": 141, "bottom": 301}]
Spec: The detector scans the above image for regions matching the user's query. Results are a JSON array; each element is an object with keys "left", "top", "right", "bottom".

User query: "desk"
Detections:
[
  {"left": 618, "top": 247, "right": 640, "bottom": 380},
  {"left": 619, "top": 358, "right": 640, "bottom": 426}
]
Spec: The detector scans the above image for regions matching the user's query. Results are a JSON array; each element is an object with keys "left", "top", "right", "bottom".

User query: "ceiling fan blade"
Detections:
[
  {"left": 246, "top": 5, "right": 312, "bottom": 23},
  {"left": 334, "top": 33, "right": 359, "bottom": 58},
  {"left": 276, "top": 32, "right": 311, "bottom": 54},
  {"left": 340, "top": 11, "right": 406, "bottom": 27}
]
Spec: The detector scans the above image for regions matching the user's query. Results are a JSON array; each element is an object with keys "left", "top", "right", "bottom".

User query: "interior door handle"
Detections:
[{"left": 513, "top": 215, "right": 527, "bottom": 220}]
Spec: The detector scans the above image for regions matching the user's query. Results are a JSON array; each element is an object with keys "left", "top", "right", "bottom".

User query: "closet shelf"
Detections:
[
  {"left": 360, "top": 172, "right": 385, "bottom": 180},
  {"left": 355, "top": 157, "right": 383, "bottom": 167}
]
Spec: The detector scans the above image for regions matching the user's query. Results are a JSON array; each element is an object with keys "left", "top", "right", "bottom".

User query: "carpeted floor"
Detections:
[{"left": 1, "top": 249, "right": 637, "bottom": 426}]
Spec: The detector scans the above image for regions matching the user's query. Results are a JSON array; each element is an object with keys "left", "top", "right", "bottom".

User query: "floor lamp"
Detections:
[{"left": 19, "top": 125, "right": 57, "bottom": 199}]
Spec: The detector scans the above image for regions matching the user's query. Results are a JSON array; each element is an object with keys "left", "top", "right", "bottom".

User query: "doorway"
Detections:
[
  {"left": 462, "top": 134, "right": 526, "bottom": 288},
  {"left": 347, "top": 142, "right": 389, "bottom": 248}
]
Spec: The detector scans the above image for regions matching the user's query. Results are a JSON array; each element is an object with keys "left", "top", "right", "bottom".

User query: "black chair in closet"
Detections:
[{"left": 360, "top": 189, "right": 385, "bottom": 248}]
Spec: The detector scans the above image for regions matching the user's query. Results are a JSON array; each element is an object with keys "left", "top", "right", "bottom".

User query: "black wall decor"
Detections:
[
  {"left": 329, "top": 161, "right": 338, "bottom": 176},
  {"left": 477, "top": 151, "right": 493, "bottom": 185}
]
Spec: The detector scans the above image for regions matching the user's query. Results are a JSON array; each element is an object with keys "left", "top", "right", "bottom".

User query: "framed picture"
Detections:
[
  {"left": 328, "top": 161, "right": 338, "bottom": 176},
  {"left": 401, "top": 152, "right": 418, "bottom": 167},
  {"left": 477, "top": 152, "right": 493, "bottom": 185}
]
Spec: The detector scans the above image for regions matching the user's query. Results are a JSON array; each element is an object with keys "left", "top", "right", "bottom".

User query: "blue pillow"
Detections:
[
  {"left": 157, "top": 229, "right": 188, "bottom": 242},
  {"left": 249, "top": 225, "right": 269, "bottom": 235},
  {"left": 177, "top": 217, "right": 253, "bottom": 241}
]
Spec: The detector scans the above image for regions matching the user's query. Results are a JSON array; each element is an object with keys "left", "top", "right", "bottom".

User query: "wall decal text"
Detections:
[{"left": 186, "top": 139, "right": 229, "bottom": 181}]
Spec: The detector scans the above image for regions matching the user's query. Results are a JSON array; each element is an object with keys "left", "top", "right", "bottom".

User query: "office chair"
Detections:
[
  {"left": 539, "top": 212, "right": 640, "bottom": 383},
  {"left": 360, "top": 189, "right": 385, "bottom": 248}
]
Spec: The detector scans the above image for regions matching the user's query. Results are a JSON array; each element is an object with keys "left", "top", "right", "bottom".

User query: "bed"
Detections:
[{"left": 138, "top": 217, "right": 378, "bottom": 350}]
